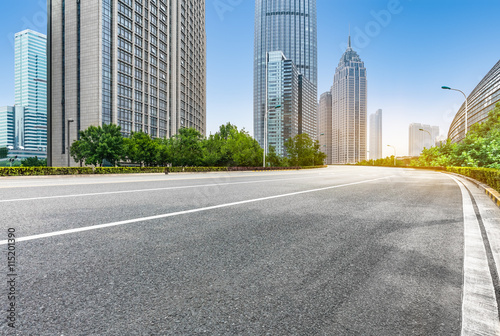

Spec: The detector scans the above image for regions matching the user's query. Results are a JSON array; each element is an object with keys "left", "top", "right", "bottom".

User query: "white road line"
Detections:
[
  {"left": 0, "top": 176, "right": 320, "bottom": 203},
  {"left": 0, "top": 171, "right": 310, "bottom": 189},
  {"left": 0, "top": 176, "right": 392, "bottom": 245},
  {"left": 445, "top": 174, "right": 500, "bottom": 335}
]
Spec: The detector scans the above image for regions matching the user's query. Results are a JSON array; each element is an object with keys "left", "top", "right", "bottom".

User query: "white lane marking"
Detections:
[
  {"left": 0, "top": 176, "right": 392, "bottom": 245},
  {"left": 445, "top": 174, "right": 500, "bottom": 335},
  {"left": 0, "top": 176, "right": 327, "bottom": 203},
  {"left": 0, "top": 171, "right": 311, "bottom": 189}
]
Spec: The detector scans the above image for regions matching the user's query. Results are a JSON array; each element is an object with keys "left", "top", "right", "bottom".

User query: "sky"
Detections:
[{"left": 0, "top": 0, "right": 499, "bottom": 157}]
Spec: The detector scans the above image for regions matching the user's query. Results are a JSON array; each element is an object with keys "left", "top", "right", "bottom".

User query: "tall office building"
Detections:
[
  {"left": 48, "top": 0, "right": 206, "bottom": 166},
  {"left": 331, "top": 36, "right": 367, "bottom": 164},
  {"left": 15, "top": 29, "right": 47, "bottom": 152},
  {"left": 409, "top": 123, "right": 439, "bottom": 156},
  {"left": 318, "top": 91, "right": 332, "bottom": 164},
  {"left": 265, "top": 51, "right": 315, "bottom": 156},
  {"left": 0, "top": 106, "right": 15, "bottom": 149},
  {"left": 369, "top": 109, "right": 382, "bottom": 160},
  {"left": 254, "top": 0, "right": 318, "bottom": 148}
]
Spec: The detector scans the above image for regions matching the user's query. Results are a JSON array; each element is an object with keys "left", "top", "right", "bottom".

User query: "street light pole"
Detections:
[
  {"left": 418, "top": 128, "right": 432, "bottom": 148},
  {"left": 442, "top": 86, "right": 468, "bottom": 137},
  {"left": 67, "top": 118, "right": 74, "bottom": 167},
  {"left": 387, "top": 145, "right": 396, "bottom": 166}
]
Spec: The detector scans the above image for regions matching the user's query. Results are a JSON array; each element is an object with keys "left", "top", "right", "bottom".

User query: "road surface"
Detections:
[{"left": 1, "top": 166, "right": 499, "bottom": 335}]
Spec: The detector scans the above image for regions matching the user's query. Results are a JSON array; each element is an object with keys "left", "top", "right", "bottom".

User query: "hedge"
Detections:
[
  {"left": 94, "top": 167, "right": 166, "bottom": 174},
  {"left": 446, "top": 167, "right": 500, "bottom": 192},
  {"left": 0, "top": 167, "right": 93, "bottom": 176},
  {"left": 0, "top": 165, "right": 326, "bottom": 176}
]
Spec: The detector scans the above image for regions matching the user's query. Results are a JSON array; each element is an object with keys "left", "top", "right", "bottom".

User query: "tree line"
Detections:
[
  {"left": 358, "top": 103, "right": 500, "bottom": 168},
  {"left": 69, "top": 123, "right": 326, "bottom": 167}
]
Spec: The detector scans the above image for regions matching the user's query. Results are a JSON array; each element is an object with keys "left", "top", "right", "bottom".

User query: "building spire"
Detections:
[{"left": 348, "top": 24, "right": 351, "bottom": 48}]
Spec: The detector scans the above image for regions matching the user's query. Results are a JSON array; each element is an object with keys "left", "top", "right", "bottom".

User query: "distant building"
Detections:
[
  {"left": 448, "top": 60, "right": 500, "bottom": 143},
  {"left": 265, "top": 51, "right": 316, "bottom": 156},
  {"left": 48, "top": 0, "right": 206, "bottom": 166},
  {"left": 409, "top": 123, "right": 439, "bottom": 156},
  {"left": 15, "top": 29, "right": 47, "bottom": 153},
  {"left": 254, "top": 0, "right": 317, "bottom": 148},
  {"left": 331, "top": 35, "right": 367, "bottom": 164},
  {"left": 0, "top": 106, "right": 15, "bottom": 149},
  {"left": 369, "top": 109, "right": 382, "bottom": 160},
  {"left": 318, "top": 91, "right": 332, "bottom": 164}
]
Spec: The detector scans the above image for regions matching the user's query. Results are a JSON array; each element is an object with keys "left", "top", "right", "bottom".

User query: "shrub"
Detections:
[{"left": 446, "top": 167, "right": 500, "bottom": 192}]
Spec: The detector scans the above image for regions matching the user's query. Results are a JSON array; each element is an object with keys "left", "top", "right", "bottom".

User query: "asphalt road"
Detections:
[{"left": 1, "top": 166, "right": 499, "bottom": 335}]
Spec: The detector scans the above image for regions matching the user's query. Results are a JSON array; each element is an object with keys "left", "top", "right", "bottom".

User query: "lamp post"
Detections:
[
  {"left": 442, "top": 86, "right": 468, "bottom": 137},
  {"left": 419, "top": 128, "right": 432, "bottom": 148},
  {"left": 263, "top": 105, "right": 281, "bottom": 167},
  {"left": 387, "top": 145, "right": 396, "bottom": 166},
  {"left": 67, "top": 118, "right": 74, "bottom": 167}
]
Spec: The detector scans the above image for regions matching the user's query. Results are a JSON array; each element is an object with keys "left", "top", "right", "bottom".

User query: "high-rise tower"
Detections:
[
  {"left": 254, "top": 0, "right": 318, "bottom": 148},
  {"left": 331, "top": 35, "right": 367, "bottom": 164},
  {"left": 318, "top": 91, "right": 332, "bottom": 164},
  {"left": 15, "top": 29, "right": 47, "bottom": 152},
  {"left": 48, "top": 0, "right": 206, "bottom": 166},
  {"left": 369, "top": 109, "right": 382, "bottom": 160}
]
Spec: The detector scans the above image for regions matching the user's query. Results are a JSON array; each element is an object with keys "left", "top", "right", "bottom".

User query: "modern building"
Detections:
[
  {"left": 48, "top": 0, "right": 206, "bottom": 166},
  {"left": 409, "top": 123, "right": 439, "bottom": 156},
  {"left": 254, "top": 0, "right": 318, "bottom": 148},
  {"left": 369, "top": 109, "right": 382, "bottom": 160},
  {"left": 317, "top": 91, "right": 332, "bottom": 164},
  {"left": 448, "top": 60, "right": 500, "bottom": 143},
  {"left": 0, "top": 106, "right": 16, "bottom": 149},
  {"left": 331, "top": 36, "right": 367, "bottom": 164},
  {"left": 265, "top": 51, "right": 315, "bottom": 156},
  {"left": 15, "top": 29, "right": 47, "bottom": 153}
]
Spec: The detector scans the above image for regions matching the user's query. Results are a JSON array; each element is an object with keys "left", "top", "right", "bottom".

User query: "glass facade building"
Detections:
[
  {"left": 15, "top": 29, "right": 47, "bottom": 152},
  {"left": 331, "top": 37, "right": 367, "bottom": 164},
  {"left": 254, "top": 0, "right": 317, "bottom": 148},
  {"left": 48, "top": 0, "right": 206, "bottom": 166},
  {"left": 317, "top": 91, "right": 332, "bottom": 164},
  {"left": 448, "top": 60, "right": 500, "bottom": 143},
  {"left": 0, "top": 106, "right": 15, "bottom": 149},
  {"left": 369, "top": 109, "right": 382, "bottom": 160},
  {"left": 266, "top": 51, "right": 299, "bottom": 156}
]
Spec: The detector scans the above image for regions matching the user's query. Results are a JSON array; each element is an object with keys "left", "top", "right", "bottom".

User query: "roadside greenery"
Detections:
[
  {"left": 69, "top": 122, "right": 324, "bottom": 168},
  {"left": 358, "top": 103, "right": 500, "bottom": 169},
  {"left": 21, "top": 156, "right": 47, "bottom": 167},
  {"left": 411, "top": 103, "right": 500, "bottom": 168}
]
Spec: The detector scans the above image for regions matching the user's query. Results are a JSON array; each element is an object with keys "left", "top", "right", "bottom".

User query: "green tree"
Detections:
[
  {"left": 156, "top": 137, "right": 174, "bottom": 166},
  {"left": 0, "top": 147, "right": 8, "bottom": 159},
  {"left": 171, "top": 127, "right": 204, "bottom": 166},
  {"left": 21, "top": 156, "right": 47, "bottom": 167},
  {"left": 123, "top": 131, "right": 159, "bottom": 167},
  {"left": 284, "top": 133, "right": 324, "bottom": 166},
  {"left": 201, "top": 123, "right": 263, "bottom": 167},
  {"left": 266, "top": 145, "right": 286, "bottom": 167},
  {"left": 70, "top": 140, "right": 87, "bottom": 167},
  {"left": 73, "top": 124, "right": 124, "bottom": 167}
]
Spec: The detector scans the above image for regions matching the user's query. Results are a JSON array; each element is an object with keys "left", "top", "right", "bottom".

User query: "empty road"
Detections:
[{"left": 1, "top": 166, "right": 499, "bottom": 335}]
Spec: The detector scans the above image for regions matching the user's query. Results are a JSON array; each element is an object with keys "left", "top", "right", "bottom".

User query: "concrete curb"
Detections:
[{"left": 445, "top": 172, "right": 500, "bottom": 209}]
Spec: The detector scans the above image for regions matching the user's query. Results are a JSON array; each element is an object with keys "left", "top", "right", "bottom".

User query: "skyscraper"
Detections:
[
  {"left": 331, "top": 36, "right": 367, "bottom": 164},
  {"left": 0, "top": 106, "right": 15, "bottom": 149},
  {"left": 15, "top": 29, "right": 47, "bottom": 152},
  {"left": 48, "top": 0, "right": 206, "bottom": 166},
  {"left": 409, "top": 123, "right": 439, "bottom": 156},
  {"left": 318, "top": 91, "right": 332, "bottom": 164},
  {"left": 254, "top": 0, "right": 318, "bottom": 149},
  {"left": 265, "top": 51, "right": 316, "bottom": 156},
  {"left": 369, "top": 109, "right": 382, "bottom": 160}
]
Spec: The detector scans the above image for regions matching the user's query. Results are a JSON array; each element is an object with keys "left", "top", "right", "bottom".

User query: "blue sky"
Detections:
[{"left": 0, "top": 0, "right": 499, "bottom": 156}]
